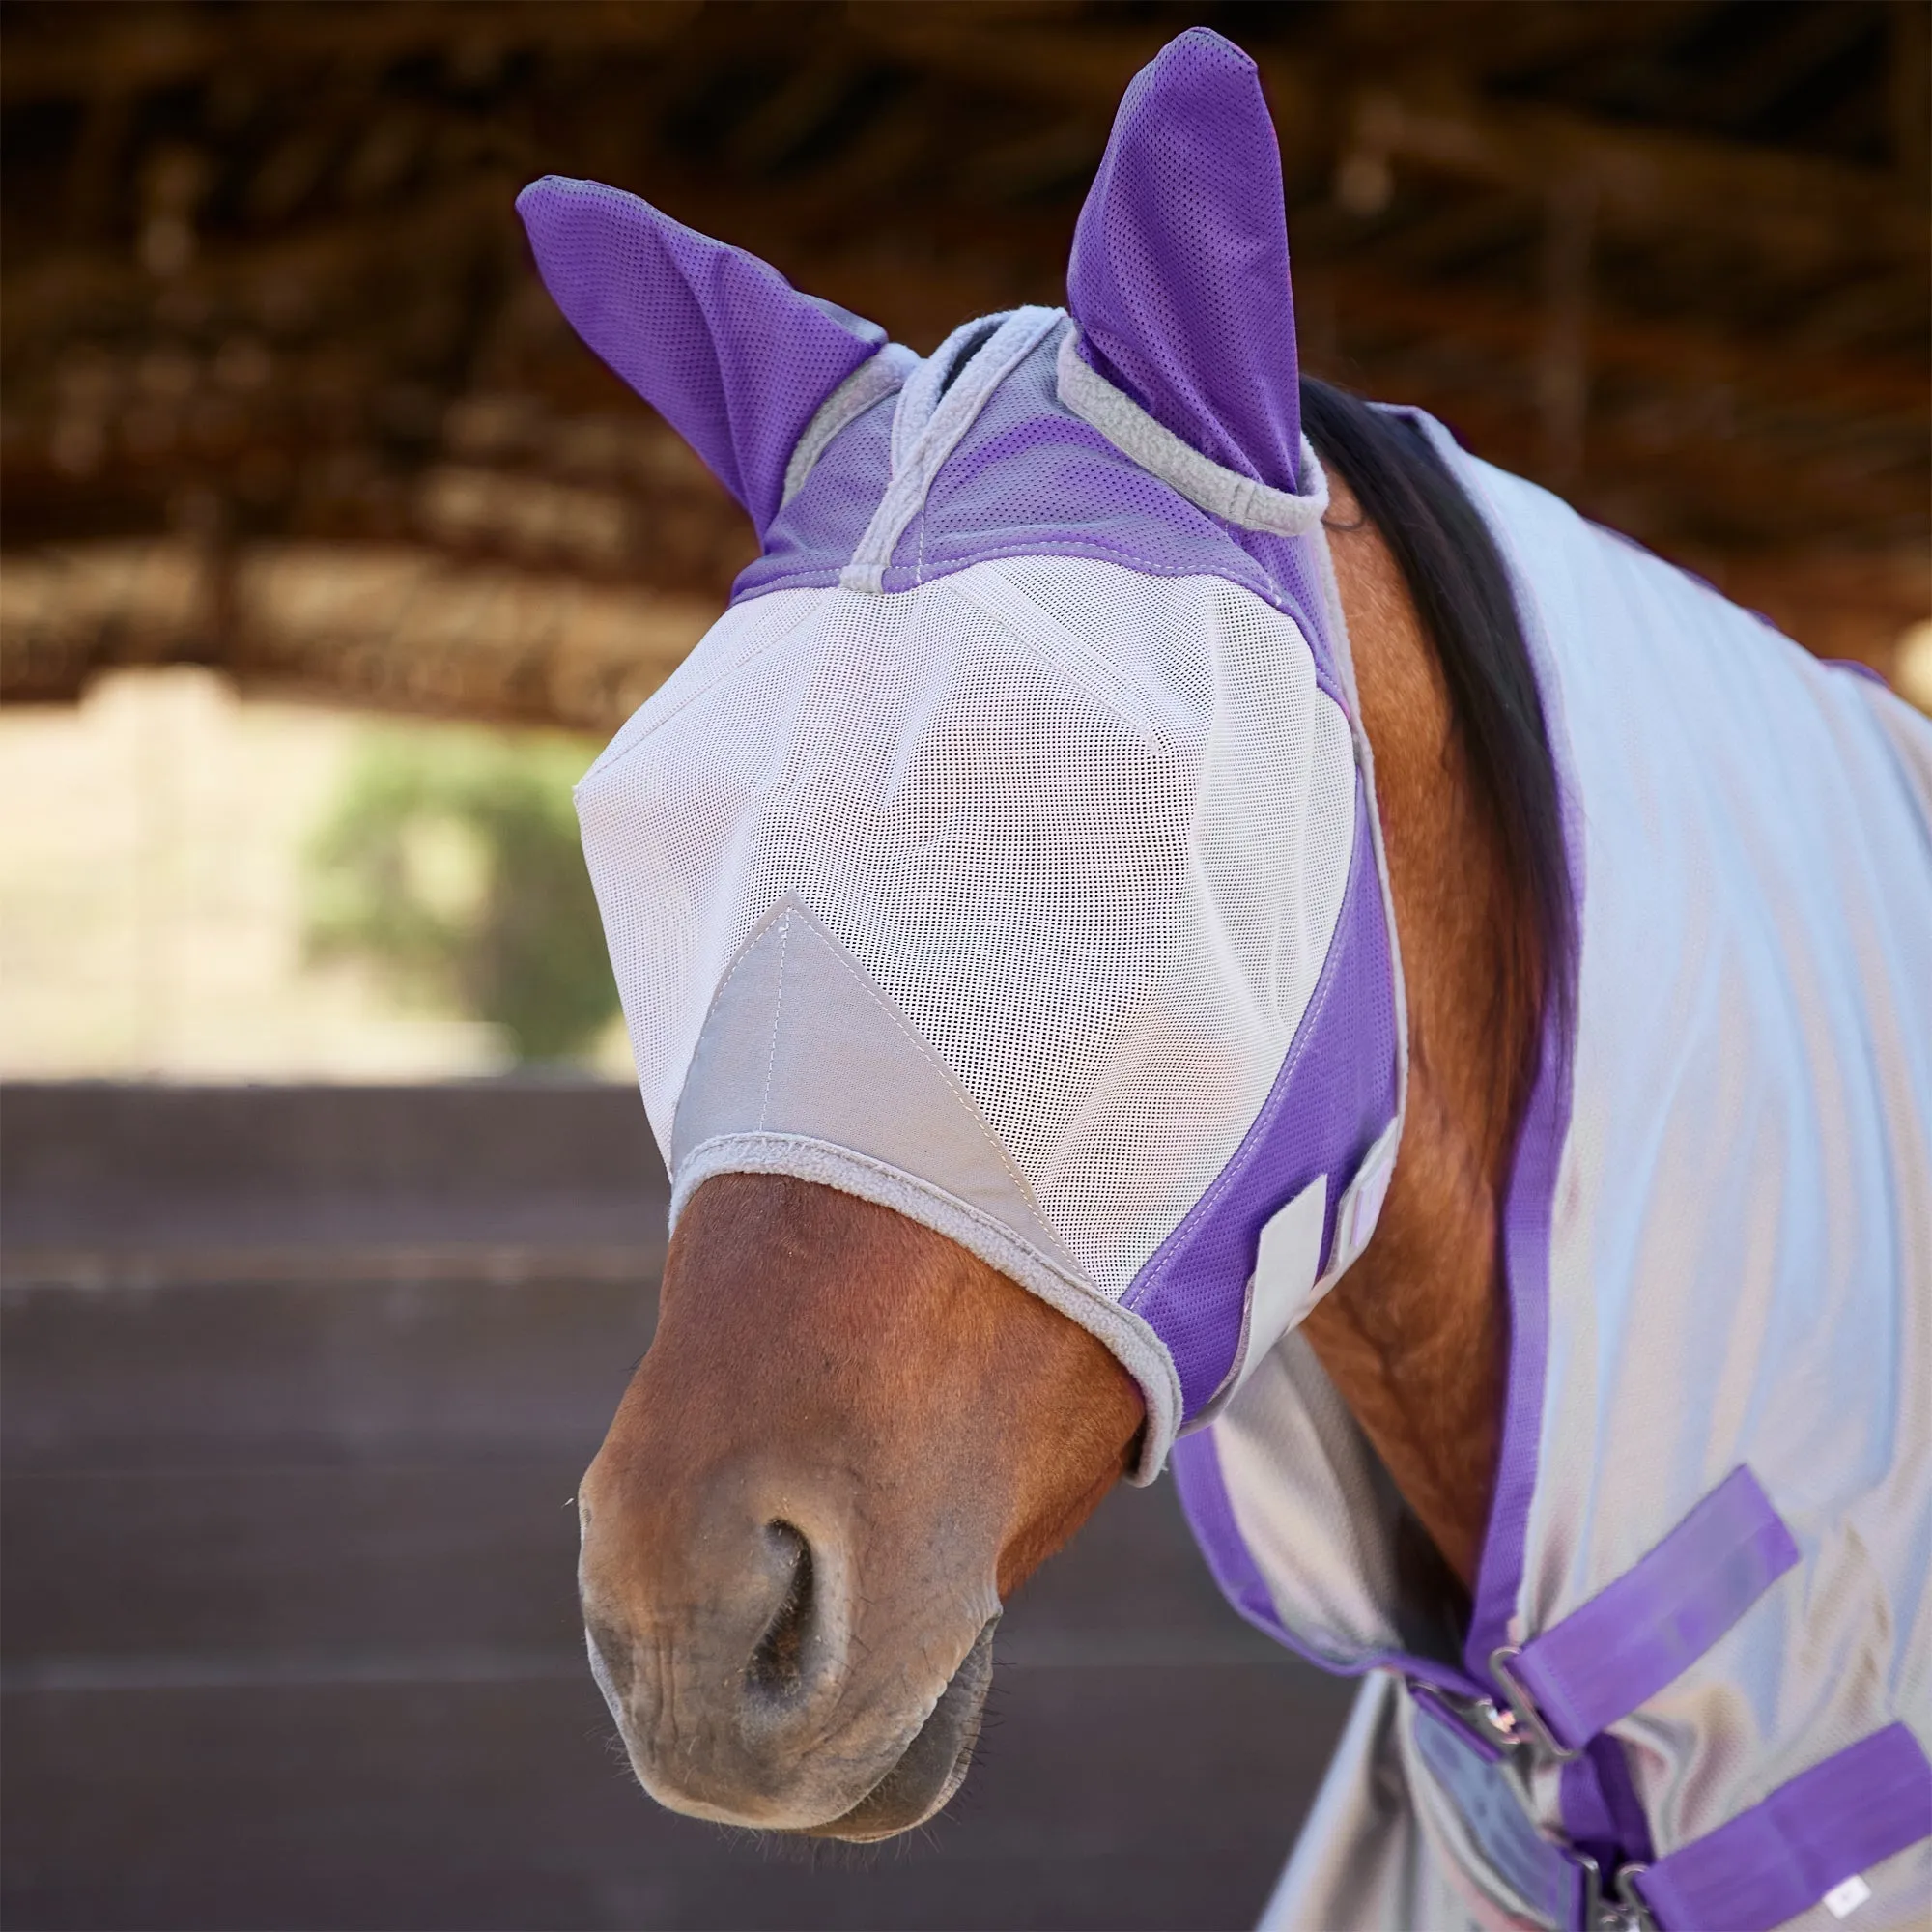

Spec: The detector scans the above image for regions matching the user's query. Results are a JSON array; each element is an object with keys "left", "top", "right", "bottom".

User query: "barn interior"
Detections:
[
  {"left": 6, "top": 0, "right": 1928, "bottom": 728},
  {"left": 3, "top": 6, "right": 1929, "bottom": 1930}
]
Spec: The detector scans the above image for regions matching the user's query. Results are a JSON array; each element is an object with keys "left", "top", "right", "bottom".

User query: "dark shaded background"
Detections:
[
  {"left": 3, "top": 7, "right": 1928, "bottom": 1929},
  {"left": 5, "top": 1, "right": 1927, "bottom": 726},
  {"left": 3, "top": 1085, "right": 1355, "bottom": 1931}
]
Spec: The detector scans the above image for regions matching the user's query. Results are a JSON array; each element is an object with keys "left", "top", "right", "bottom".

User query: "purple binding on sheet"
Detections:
[
  {"left": 1170, "top": 1422, "right": 1493, "bottom": 1702},
  {"left": 1512, "top": 1464, "right": 1799, "bottom": 1750},
  {"left": 1454, "top": 424, "right": 1585, "bottom": 1691},
  {"left": 1065, "top": 29, "right": 1302, "bottom": 496},
  {"left": 1125, "top": 781, "right": 1398, "bottom": 1419},
  {"left": 516, "top": 177, "right": 882, "bottom": 538},
  {"left": 1632, "top": 1723, "right": 1932, "bottom": 1932},
  {"left": 1169, "top": 1417, "right": 1300, "bottom": 1650},
  {"left": 1560, "top": 1738, "right": 1656, "bottom": 1878}
]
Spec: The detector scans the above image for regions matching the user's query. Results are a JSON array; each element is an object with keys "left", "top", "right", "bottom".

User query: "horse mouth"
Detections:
[{"left": 796, "top": 1616, "right": 998, "bottom": 1842}]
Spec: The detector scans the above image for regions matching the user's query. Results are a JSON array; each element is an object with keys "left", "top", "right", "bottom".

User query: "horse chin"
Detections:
[{"left": 796, "top": 1616, "right": 998, "bottom": 1843}]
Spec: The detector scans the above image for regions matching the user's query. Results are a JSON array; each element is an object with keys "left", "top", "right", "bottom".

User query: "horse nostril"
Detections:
[{"left": 747, "top": 1520, "right": 814, "bottom": 1706}]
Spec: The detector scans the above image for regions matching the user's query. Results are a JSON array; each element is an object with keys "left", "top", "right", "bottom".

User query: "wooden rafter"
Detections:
[{"left": 2, "top": 0, "right": 1925, "bottom": 721}]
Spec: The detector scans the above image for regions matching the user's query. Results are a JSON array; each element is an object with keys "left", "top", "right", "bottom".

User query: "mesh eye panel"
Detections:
[{"left": 578, "top": 555, "right": 1357, "bottom": 1298}]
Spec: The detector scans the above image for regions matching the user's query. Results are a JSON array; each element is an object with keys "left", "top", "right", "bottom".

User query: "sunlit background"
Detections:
[
  {"left": 2, "top": 5, "right": 1927, "bottom": 1929},
  {"left": 0, "top": 672, "right": 625, "bottom": 1078}
]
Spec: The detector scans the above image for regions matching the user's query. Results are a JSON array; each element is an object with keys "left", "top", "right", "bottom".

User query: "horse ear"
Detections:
[
  {"left": 1066, "top": 29, "right": 1302, "bottom": 494},
  {"left": 516, "top": 177, "right": 887, "bottom": 537}
]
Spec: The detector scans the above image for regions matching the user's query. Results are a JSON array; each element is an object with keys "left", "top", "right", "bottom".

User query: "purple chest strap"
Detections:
[
  {"left": 1629, "top": 1724, "right": 1932, "bottom": 1932},
  {"left": 1493, "top": 1464, "right": 1800, "bottom": 1755}
]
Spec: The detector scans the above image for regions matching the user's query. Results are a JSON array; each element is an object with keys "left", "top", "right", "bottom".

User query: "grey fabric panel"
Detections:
[
  {"left": 671, "top": 895, "right": 1088, "bottom": 1286},
  {"left": 1859, "top": 675, "right": 1932, "bottom": 836},
  {"left": 1259, "top": 1674, "right": 1482, "bottom": 1932},
  {"left": 1218, "top": 1331, "right": 1411, "bottom": 1668}
]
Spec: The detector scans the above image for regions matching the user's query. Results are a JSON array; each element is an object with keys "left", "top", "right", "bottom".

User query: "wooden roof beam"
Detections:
[{"left": 1343, "top": 82, "right": 1927, "bottom": 267}]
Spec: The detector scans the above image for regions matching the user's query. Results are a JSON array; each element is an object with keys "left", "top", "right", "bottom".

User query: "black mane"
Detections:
[{"left": 1299, "top": 378, "right": 1577, "bottom": 1044}]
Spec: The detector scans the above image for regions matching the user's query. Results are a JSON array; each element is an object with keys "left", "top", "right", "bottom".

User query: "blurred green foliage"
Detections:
[{"left": 305, "top": 728, "right": 619, "bottom": 1065}]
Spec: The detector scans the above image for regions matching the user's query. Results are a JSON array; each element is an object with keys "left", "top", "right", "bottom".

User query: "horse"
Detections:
[{"left": 523, "top": 30, "right": 1932, "bottom": 1932}]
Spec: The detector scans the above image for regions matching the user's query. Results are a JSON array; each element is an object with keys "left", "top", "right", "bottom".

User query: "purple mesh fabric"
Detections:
[
  {"left": 516, "top": 176, "right": 883, "bottom": 537},
  {"left": 753, "top": 386, "right": 898, "bottom": 583},
  {"left": 1125, "top": 781, "right": 1398, "bottom": 1417},
  {"left": 741, "top": 325, "right": 1347, "bottom": 698},
  {"left": 1066, "top": 28, "right": 1301, "bottom": 495}
]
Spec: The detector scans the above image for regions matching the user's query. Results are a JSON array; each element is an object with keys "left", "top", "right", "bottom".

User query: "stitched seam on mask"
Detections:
[
  {"left": 840, "top": 306, "right": 1065, "bottom": 593},
  {"left": 678, "top": 1135, "right": 1095, "bottom": 1307},
  {"left": 693, "top": 898, "right": 1053, "bottom": 1226},
  {"left": 755, "top": 913, "right": 790, "bottom": 1130},
  {"left": 1123, "top": 721, "right": 1361, "bottom": 1318},
  {"left": 668, "top": 1129, "right": 1184, "bottom": 1466},
  {"left": 820, "top": 934, "right": 1052, "bottom": 1218}
]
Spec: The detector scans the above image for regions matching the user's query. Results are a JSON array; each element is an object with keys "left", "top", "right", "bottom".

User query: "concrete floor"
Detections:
[{"left": 2, "top": 1084, "right": 1354, "bottom": 1931}]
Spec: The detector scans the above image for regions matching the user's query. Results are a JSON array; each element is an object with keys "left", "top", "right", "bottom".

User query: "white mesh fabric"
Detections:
[{"left": 578, "top": 555, "right": 1358, "bottom": 1300}]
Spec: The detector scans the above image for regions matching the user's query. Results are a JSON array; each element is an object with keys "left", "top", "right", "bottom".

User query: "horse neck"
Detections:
[{"left": 1297, "top": 479, "right": 1539, "bottom": 1592}]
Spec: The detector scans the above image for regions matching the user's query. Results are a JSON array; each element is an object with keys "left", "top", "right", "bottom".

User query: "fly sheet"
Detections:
[
  {"left": 521, "top": 26, "right": 1932, "bottom": 1931},
  {"left": 1188, "top": 440, "right": 1932, "bottom": 1932}
]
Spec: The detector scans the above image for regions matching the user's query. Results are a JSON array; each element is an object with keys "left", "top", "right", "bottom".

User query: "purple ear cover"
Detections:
[
  {"left": 1067, "top": 29, "right": 1302, "bottom": 494},
  {"left": 516, "top": 175, "right": 885, "bottom": 537}
]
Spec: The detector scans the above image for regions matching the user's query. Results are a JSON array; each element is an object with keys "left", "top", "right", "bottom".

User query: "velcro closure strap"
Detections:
[
  {"left": 1630, "top": 1724, "right": 1932, "bottom": 1932},
  {"left": 1509, "top": 1465, "right": 1798, "bottom": 1750}
]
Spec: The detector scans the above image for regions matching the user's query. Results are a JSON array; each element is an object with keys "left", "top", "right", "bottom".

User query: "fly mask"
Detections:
[{"left": 520, "top": 29, "right": 1406, "bottom": 1476}]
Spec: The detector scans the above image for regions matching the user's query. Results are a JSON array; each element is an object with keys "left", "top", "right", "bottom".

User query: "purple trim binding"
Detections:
[
  {"left": 1463, "top": 890, "right": 1573, "bottom": 1678},
  {"left": 1561, "top": 1737, "right": 1657, "bottom": 1877},
  {"left": 1514, "top": 1465, "right": 1799, "bottom": 1751},
  {"left": 1452, "top": 425, "right": 1585, "bottom": 1691},
  {"left": 1590, "top": 1736, "right": 1655, "bottom": 1869},
  {"left": 1633, "top": 1724, "right": 1932, "bottom": 1932},
  {"left": 1170, "top": 1425, "right": 1491, "bottom": 1701},
  {"left": 1124, "top": 780, "right": 1399, "bottom": 1419}
]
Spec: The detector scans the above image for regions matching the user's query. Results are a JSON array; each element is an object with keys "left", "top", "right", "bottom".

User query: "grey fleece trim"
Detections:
[
  {"left": 671, "top": 1129, "right": 1181, "bottom": 1483},
  {"left": 781, "top": 343, "right": 921, "bottom": 508},
  {"left": 839, "top": 306, "right": 1067, "bottom": 596},
  {"left": 1056, "top": 327, "right": 1329, "bottom": 537}
]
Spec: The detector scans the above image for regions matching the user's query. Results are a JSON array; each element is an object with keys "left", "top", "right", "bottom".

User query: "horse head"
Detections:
[{"left": 521, "top": 29, "right": 1419, "bottom": 1838}]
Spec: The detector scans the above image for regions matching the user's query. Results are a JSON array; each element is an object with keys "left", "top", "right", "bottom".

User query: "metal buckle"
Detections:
[
  {"left": 1614, "top": 1863, "right": 1658, "bottom": 1931},
  {"left": 1407, "top": 1675, "right": 1525, "bottom": 1756},
  {"left": 1577, "top": 1856, "right": 1662, "bottom": 1931},
  {"left": 1490, "top": 1643, "right": 1586, "bottom": 1762},
  {"left": 1577, "top": 1851, "right": 1605, "bottom": 1928}
]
